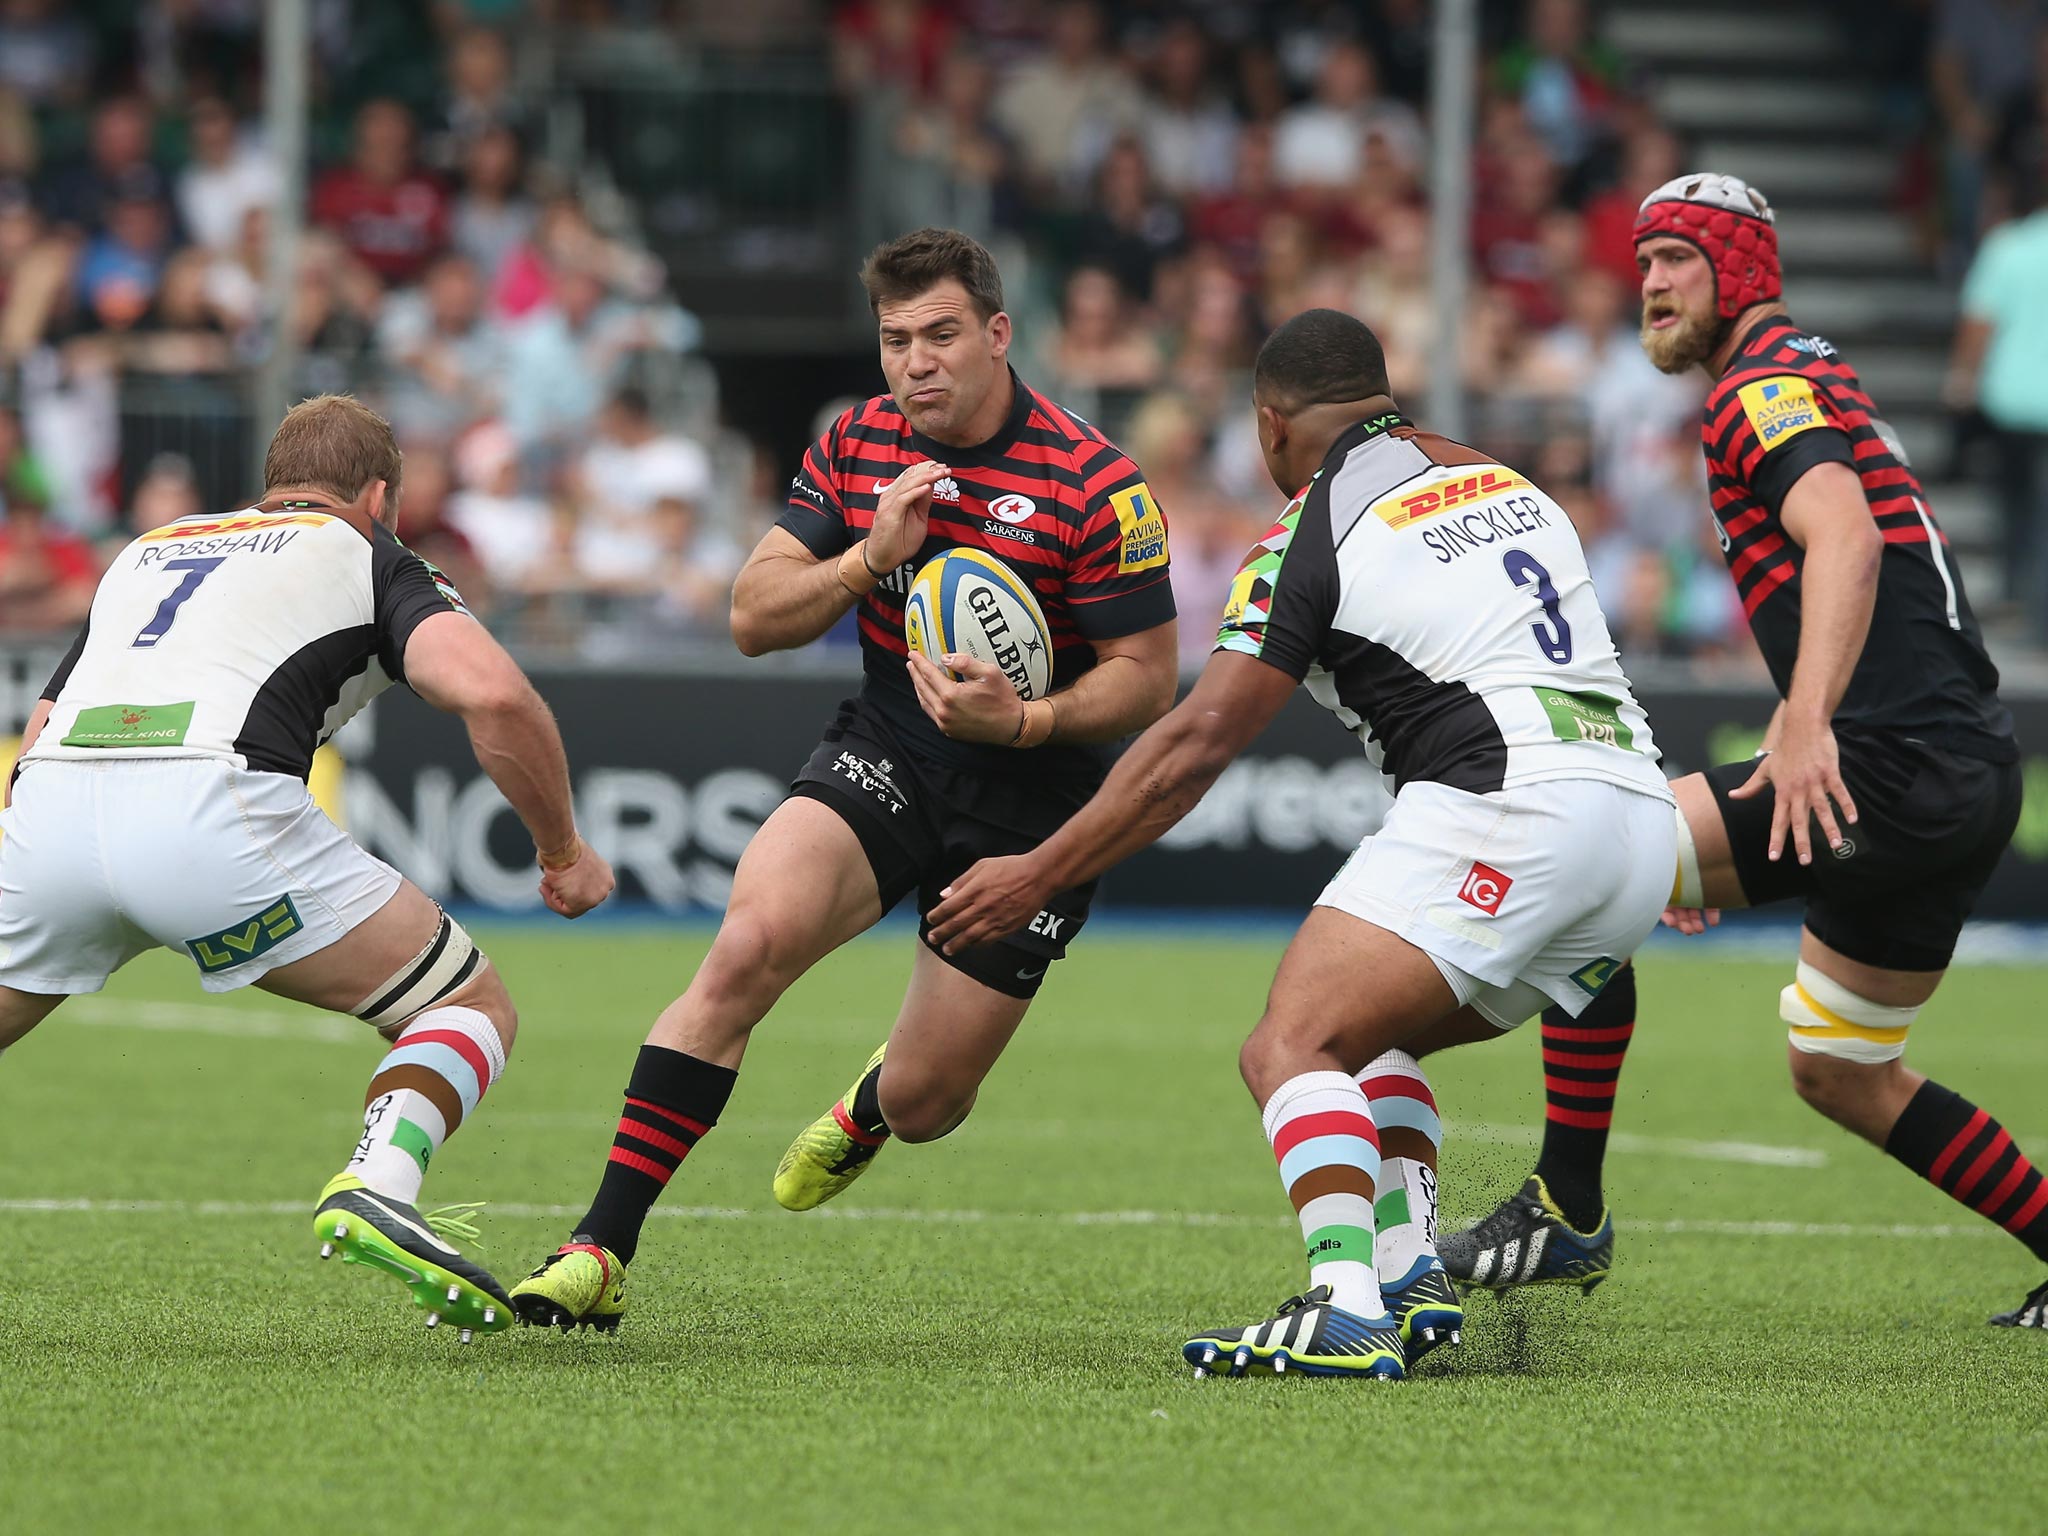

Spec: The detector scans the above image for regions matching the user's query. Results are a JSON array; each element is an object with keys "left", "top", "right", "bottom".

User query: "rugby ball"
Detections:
[{"left": 903, "top": 547, "right": 1053, "bottom": 700}]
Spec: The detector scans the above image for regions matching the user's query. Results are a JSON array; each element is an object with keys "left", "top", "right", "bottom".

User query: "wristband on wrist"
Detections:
[
  {"left": 1011, "top": 697, "right": 1056, "bottom": 749},
  {"left": 838, "top": 543, "right": 881, "bottom": 596},
  {"left": 537, "top": 834, "right": 582, "bottom": 871}
]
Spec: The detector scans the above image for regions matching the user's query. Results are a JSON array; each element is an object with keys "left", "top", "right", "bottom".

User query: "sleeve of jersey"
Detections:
[
  {"left": 773, "top": 431, "right": 852, "bottom": 559},
  {"left": 1212, "top": 492, "right": 1336, "bottom": 682},
  {"left": 1713, "top": 372, "right": 1857, "bottom": 516},
  {"left": 39, "top": 619, "right": 90, "bottom": 702},
  {"left": 372, "top": 536, "right": 472, "bottom": 684},
  {"left": 1062, "top": 449, "right": 1176, "bottom": 639}
]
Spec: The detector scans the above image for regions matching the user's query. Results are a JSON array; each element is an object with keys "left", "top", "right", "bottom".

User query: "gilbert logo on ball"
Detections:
[{"left": 904, "top": 547, "right": 1053, "bottom": 700}]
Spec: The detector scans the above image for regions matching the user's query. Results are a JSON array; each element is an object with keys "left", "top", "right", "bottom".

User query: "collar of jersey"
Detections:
[
  {"left": 1328, "top": 410, "right": 1413, "bottom": 460},
  {"left": 1732, "top": 312, "right": 1800, "bottom": 364},
  {"left": 905, "top": 366, "right": 1037, "bottom": 465}
]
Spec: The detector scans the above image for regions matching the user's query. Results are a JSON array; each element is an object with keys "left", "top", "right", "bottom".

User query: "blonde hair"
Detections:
[{"left": 261, "top": 394, "right": 402, "bottom": 505}]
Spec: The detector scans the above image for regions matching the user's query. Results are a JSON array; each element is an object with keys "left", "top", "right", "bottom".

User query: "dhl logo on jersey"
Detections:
[
  {"left": 1737, "top": 375, "right": 1825, "bottom": 449},
  {"left": 1373, "top": 468, "right": 1531, "bottom": 531},
  {"left": 139, "top": 513, "right": 333, "bottom": 542},
  {"left": 1110, "top": 481, "right": 1169, "bottom": 574}
]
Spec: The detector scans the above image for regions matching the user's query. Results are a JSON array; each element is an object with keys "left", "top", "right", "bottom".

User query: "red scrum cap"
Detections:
[{"left": 1632, "top": 172, "right": 1781, "bottom": 319}]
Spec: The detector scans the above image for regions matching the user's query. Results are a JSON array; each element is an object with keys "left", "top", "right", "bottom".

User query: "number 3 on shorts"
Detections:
[
  {"left": 133, "top": 556, "right": 225, "bottom": 648},
  {"left": 1502, "top": 548, "right": 1572, "bottom": 665}
]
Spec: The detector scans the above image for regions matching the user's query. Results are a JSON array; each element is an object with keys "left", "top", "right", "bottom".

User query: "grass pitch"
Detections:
[{"left": 3, "top": 925, "right": 2044, "bottom": 1535}]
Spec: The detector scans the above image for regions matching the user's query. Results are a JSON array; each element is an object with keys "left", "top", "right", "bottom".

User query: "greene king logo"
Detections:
[{"left": 1457, "top": 862, "right": 1512, "bottom": 915}]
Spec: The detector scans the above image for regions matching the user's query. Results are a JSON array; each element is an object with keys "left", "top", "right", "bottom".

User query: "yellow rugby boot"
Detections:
[
  {"left": 773, "top": 1044, "right": 889, "bottom": 1211},
  {"left": 508, "top": 1237, "right": 629, "bottom": 1333}
]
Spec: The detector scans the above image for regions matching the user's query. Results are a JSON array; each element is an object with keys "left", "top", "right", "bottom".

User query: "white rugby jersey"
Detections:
[
  {"left": 28, "top": 504, "right": 467, "bottom": 780},
  {"left": 1216, "top": 412, "right": 1669, "bottom": 799}
]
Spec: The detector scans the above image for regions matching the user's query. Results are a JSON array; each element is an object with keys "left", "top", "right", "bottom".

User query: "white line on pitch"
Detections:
[
  {"left": 0, "top": 1198, "right": 1995, "bottom": 1240},
  {"left": 1461, "top": 1121, "right": 1826, "bottom": 1167},
  {"left": 63, "top": 997, "right": 361, "bottom": 1045}
]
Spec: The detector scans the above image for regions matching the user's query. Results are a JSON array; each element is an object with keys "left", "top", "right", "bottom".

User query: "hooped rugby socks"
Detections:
[
  {"left": 576, "top": 1044, "right": 738, "bottom": 1264},
  {"left": 1357, "top": 1049, "right": 1442, "bottom": 1288},
  {"left": 348, "top": 1006, "right": 507, "bottom": 1205},
  {"left": 1264, "top": 1071, "right": 1386, "bottom": 1319},
  {"left": 1886, "top": 1081, "right": 2048, "bottom": 1262},
  {"left": 1533, "top": 961, "right": 1637, "bottom": 1232}
]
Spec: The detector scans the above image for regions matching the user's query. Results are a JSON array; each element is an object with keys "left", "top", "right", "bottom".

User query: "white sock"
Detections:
[
  {"left": 1263, "top": 1070, "right": 1385, "bottom": 1318},
  {"left": 346, "top": 1006, "right": 505, "bottom": 1204},
  {"left": 1357, "top": 1049, "right": 1442, "bottom": 1287}
]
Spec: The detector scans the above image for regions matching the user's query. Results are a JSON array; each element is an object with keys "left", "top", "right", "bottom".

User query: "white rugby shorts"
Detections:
[
  {"left": 0, "top": 757, "right": 402, "bottom": 994},
  {"left": 1315, "top": 775, "right": 1675, "bottom": 1029}
]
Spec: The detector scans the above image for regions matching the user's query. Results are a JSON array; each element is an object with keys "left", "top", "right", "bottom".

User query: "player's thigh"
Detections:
[
  {"left": 1241, "top": 906, "right": 1461, "bottom": 1103},
  {"left": 1799, "top": 928, "right": 1943, "bottom": 1010},
  {"left": 877, "top": 942, "right": 1033, "bottom": 1140},
  {"left": 1673, "top": 769, "right": 1754, "bottom": 909},
  {"left": 254, "top": 877, "right": 504, "bottom": 1029},
  {"left": 702, "top": 792, "right": 889, "bottom": 987}
]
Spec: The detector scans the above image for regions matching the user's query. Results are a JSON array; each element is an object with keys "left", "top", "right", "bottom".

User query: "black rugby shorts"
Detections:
[
  {"left": 788, "top": 696, "right": 1098, "bottom": 998},
  {"left": 1704, "top": 728, "right": 2022, "bottom": 972}
]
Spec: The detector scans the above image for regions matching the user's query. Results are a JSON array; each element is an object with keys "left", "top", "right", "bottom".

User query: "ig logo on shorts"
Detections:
[{"left": 1457, "top": 862, "right": 1513, "bottom": 915}]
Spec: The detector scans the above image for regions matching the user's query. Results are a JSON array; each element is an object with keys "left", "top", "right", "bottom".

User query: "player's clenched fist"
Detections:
[{"left": 540, "top": 836, "right": 617, "bottom": 918}]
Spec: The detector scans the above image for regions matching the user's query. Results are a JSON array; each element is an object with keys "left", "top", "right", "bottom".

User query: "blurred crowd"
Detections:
[
  {"left": 0, "top": 1, "right": 731, "bottom": 643},
  {"left": 1, "top": 0, "right": 2040, "bottom": 672},
  {"left": 842, "top": 0, "right": 1751, "bottom": 670}
]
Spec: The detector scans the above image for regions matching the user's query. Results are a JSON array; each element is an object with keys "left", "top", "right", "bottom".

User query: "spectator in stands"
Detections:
[
  {"left": 1043, "top": 265, "right": 1163, "bottom": 404},
  {"left": 1931, "top": 0, "right": 2048, "bottom": 253},
  {"left": 1189, "top": 124, "right": 1285, "bottom": 281},
  {"left": 430, "top": 25, "right": 533, "bottom": 172},
  {"left": 1273, "top": 40, "right": 1423, "bottom": 194},
  {"left": 1350, "top": 203, "right": 1434, "bottom": 399},
  {"left": 1141, "top": 18, "right": 1238, "bottom": 201},
  {"left": 991, "top": 0, "right": 1139, "bottom": 199},
  {"left": 1163, "top": 250, "right": 1253, "bottom": 423},
  {"left": 375, "top": 251, "right": 503, "bottom": 442},
  {"left": 0, "top": 0, "right": 93, "bottom": 109},
  {"left": 566, "top": 384, "right": 714, "bottom": 592},
  {"left": 1951, "top": 175, "right": 2048, "bottom": 629},
  {"left": 0, "top": 399, "right": 53, "bottom": 513},
  {"left": 1074, "top": 138, "right": 1186, "bottom": 303},
  {"left": 447, "top": 420, "right": 556, "bottom": 592},
  {"left": 0, "top": 480, "right": 94, "bottom": 632},
  {"left": 311, "top": 99, "right": 450, "bottom": 289},
  {"left": 0, "top": 185, "right": 66, "bottom": 361},
  {"left": 73, "top": 169, "right": 176, "bottom": 335},
  {"left": 644, "top": 492, "right": 745, "bottom": 635},
  {"left": 499, "top": 259, "right": 656, "bottom": 467},
  {"left": 175, "top": 97, "right": 278, "bottom": 255},
  {"left": 121, "top": 246, "right": 232, "bottom": 376},
  {"left": 832, "top": 0, "right": 956, "bottom": 98},
  {"left": 126, "top": 451, "right": 202, "bottom": 534},
  {"left": 391, "top": 442, "right": 489, "bottom": 609},
  {"left": 1581, "top": 122, "right": 1683, "bottom": 291},
  {"left": 289, "top": 228, "right": 381, "bottom": 383},
  {"left": 1123, "top": 390, "right": 1256, "bottom": 667},
  {"left": 1493, "top": 0, "right": 1621, "bottom": 183},
  {"left": 37, "top": 96, "right": 163, "bottom": 236},
  {"left": 890, "top": 45, "right": 1020, "bottom": 231},
  {"left": 1991, "top": 26, "right": 2048, "bottom": 219},
  {"left": 451, "top": 122, "right": 535, "bottom": 285},
  {"left": 1472, "top": 136, "right": 1569, "bottom": 328}
]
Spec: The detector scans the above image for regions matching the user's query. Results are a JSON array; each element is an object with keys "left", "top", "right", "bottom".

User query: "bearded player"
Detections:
[
  {"left": 508, "top": 229, "right": 1179, "bottom": 1331},
  {"left": 1443, "top": 174, "right": 2047, "bottom": 1331},
  {"left": 932, "top": 309, "right": 1676, "bottom": 1379},
  {"left": 0, "top": 395, "right": 616, "bottom": 1339}
]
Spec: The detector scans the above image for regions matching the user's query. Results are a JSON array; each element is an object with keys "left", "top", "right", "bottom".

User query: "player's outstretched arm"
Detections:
[
  {"left": 731, "top": 463, "right": 945, "bottom": 655},
  {"left": 1728, "top": 461, "right": 1879, "bottom": 865},
  {"left": 402, "top": 609, "right": 615, "bottom": 917},
  {"left": 926, "top": 650, "right": 1295, "bottom": 952}
]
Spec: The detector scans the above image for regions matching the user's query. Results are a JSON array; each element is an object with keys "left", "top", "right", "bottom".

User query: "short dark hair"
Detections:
[
  {"left": 859, "top": 227, "right": 1005, "bottom": 320},
  {"left": 1253, "top": 308, "right": 1391, "bottom": 411}
]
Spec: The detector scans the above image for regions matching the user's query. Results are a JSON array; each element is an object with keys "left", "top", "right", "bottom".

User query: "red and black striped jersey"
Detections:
[
  {"left": 1702, "top": 315, "right": 2013, "bottom": 760},
  {"left": 775, "top": 368, "right": 1175, "bottom": 776}
]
